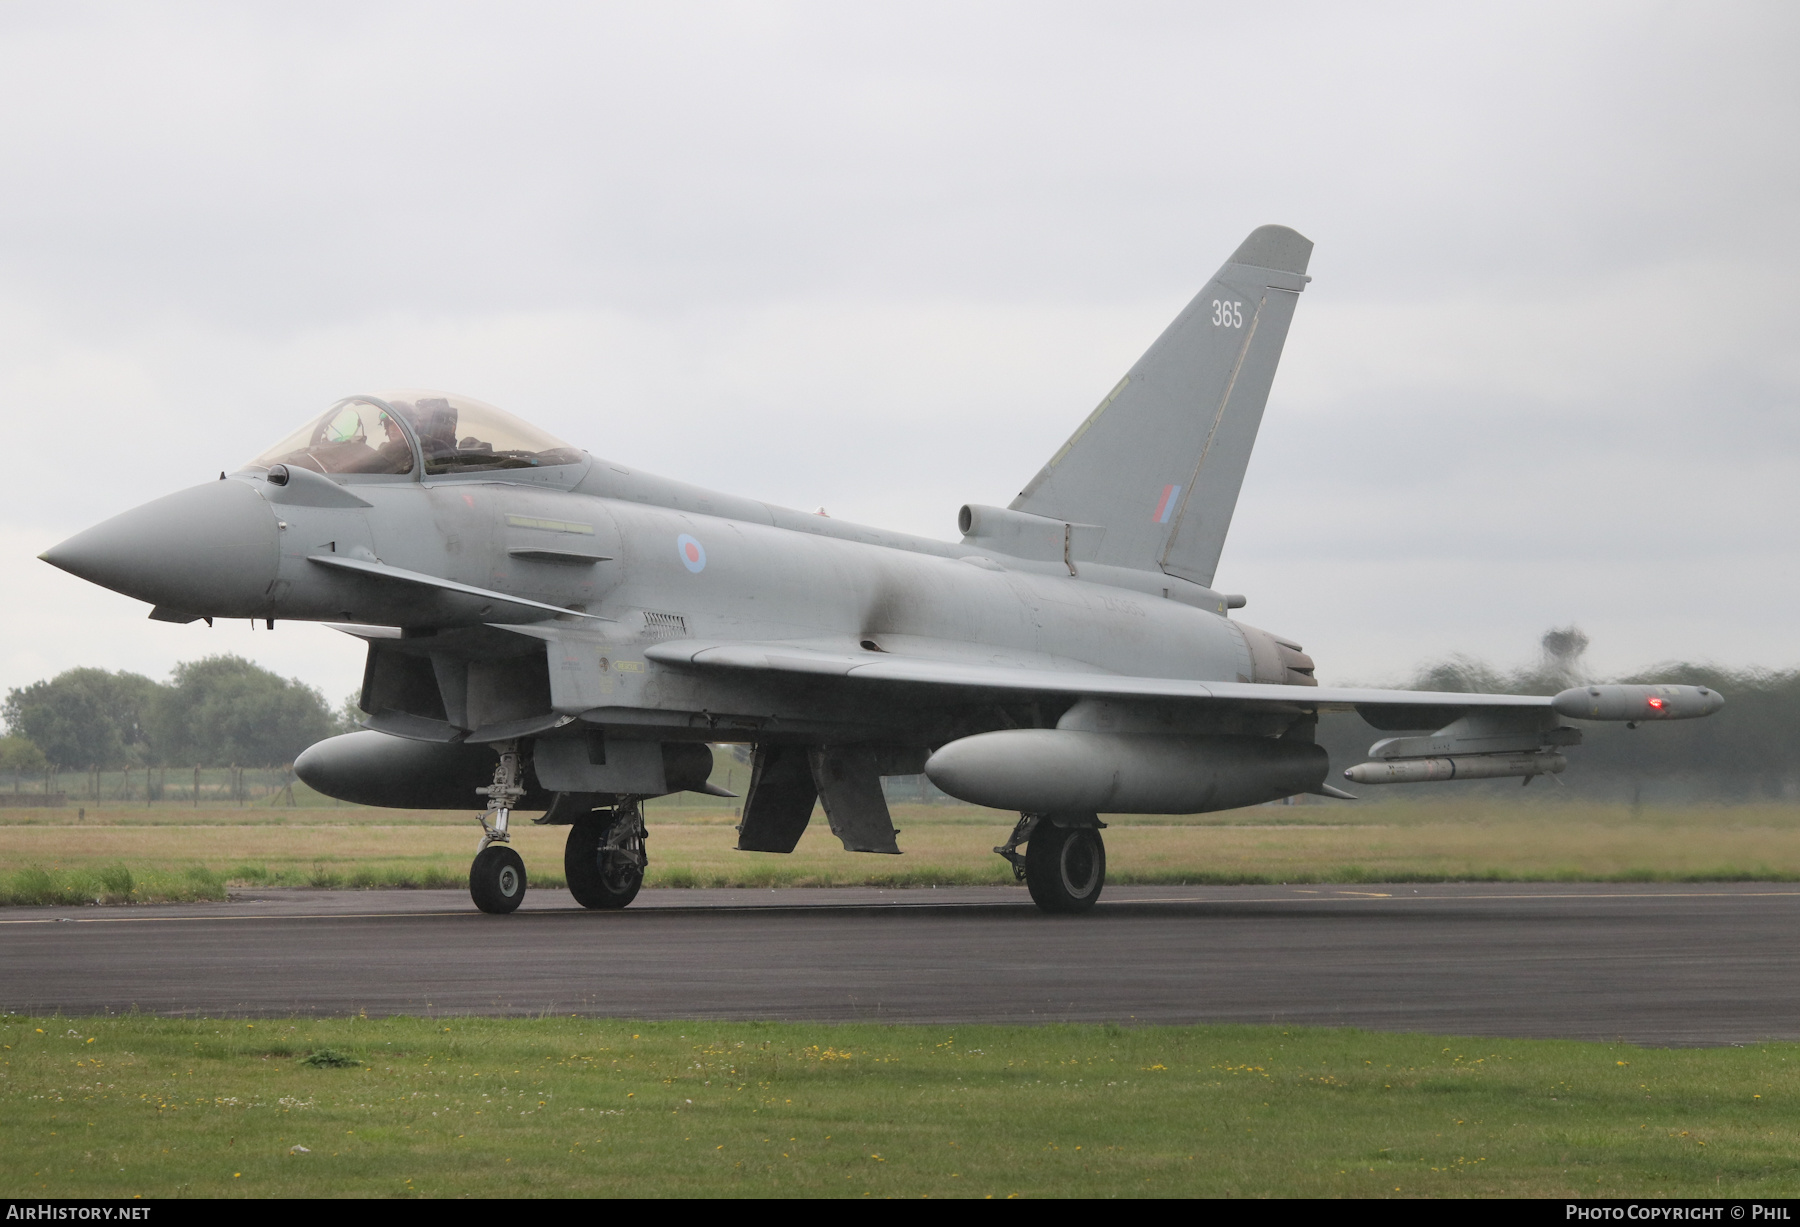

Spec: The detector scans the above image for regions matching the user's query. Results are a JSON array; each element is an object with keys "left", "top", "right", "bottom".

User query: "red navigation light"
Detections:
[{"left": 1647, "top": 696, "right": 1666, "bottom": 710}]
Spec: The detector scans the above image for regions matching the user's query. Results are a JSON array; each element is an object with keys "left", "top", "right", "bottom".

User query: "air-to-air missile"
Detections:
[{"left": 40, "top": 225, "right": 1724, "bottom": 915}]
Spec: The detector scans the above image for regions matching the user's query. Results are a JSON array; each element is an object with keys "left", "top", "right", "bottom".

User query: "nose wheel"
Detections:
[{"left": 470, "top": 844, "right": 527, "bottom": 914}]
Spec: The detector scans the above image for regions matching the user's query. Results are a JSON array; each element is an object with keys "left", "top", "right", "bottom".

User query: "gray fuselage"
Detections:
[{"left": 228, "top": 453, "right": 1300, "bottom": 745}]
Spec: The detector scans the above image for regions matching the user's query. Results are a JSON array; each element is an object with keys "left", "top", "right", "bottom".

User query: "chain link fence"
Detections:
[{"left": 0, "top": 764, "right": 347, "bottom": 808}]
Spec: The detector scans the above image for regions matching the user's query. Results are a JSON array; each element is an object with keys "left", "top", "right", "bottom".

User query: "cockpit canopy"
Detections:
[{"left": 247, "top": 390, "right": 584, "bottom": 477}]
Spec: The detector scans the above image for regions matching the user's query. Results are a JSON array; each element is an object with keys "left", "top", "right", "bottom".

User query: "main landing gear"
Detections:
[
  {"left": 995, "top": 813, "right": 1108, "bottom": 914},
  {"left": 470, "top": 741, "right": 529, "bottom": 915},
  {"left": 564, "top": 801, "right": 648, "bottom": 910}
]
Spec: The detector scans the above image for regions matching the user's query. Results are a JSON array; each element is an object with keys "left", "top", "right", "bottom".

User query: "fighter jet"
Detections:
[{"left": 40, "top": 225, "right": 1723, "bottom": 915}]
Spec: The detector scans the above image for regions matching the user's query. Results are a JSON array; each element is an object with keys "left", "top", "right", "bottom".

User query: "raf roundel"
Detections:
[{"left": 676, "top": 533, "right": 706, "bottom": 573}]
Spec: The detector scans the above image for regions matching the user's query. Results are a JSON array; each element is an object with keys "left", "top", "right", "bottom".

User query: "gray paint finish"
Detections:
[{"left": 1011, "top": 225, "right": 1313, "bottom": 586}]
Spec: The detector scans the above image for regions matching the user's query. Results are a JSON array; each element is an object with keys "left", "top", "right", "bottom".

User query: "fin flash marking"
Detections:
[{"left": 1152, "top": 484, "right": 1181, "bottom": 524}]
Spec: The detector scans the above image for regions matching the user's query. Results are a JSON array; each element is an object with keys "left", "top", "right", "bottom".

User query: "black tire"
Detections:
[
  {"left": 564, "top": 814, "right": 644, "bottom": 910},
  {"left": 1024, "top": 822, "right": 1105, "bottom": 914},
  {"left": 470, "top": 844, "right": 527, "bottom": 914}
]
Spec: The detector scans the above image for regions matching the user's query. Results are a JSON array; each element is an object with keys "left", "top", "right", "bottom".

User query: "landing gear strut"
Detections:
[
  {"left": 565, "top": 800, "right": 648, "bottom": 910},
  {"left": 470, "top": 742, "right": 528, "bottom": 915},
  {"left": 996, "top": 813, "right": 1107, "bottom": 914}
]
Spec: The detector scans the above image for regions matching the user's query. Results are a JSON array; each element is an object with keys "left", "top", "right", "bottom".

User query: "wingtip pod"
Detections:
[
  {"left": 1550, "top": 684, "right": 1724, "bottom": 722},
  {"left": 1228, "top": 224, "right": 1313, "bottom": 276}
]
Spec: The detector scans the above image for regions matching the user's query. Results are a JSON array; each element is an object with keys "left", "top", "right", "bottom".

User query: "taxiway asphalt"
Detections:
[{"left": 4, "top": 883, "right": 1797, "bottom": 1045}]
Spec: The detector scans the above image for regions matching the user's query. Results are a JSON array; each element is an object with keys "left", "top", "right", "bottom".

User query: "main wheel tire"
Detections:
[
  {"left": 470, "top": 844, "right": 528, "bottom": 914},
  {"left": 1024, "top": 823, "right": 1105, "bottom": 914},
  {"left": 565, "top": 815, "right": 644, "bottom": 910}
]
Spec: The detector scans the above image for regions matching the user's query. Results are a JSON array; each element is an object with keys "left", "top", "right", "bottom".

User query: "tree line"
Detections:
[{"left": 1, "top": 655, "right": 352, "bottom": 771}]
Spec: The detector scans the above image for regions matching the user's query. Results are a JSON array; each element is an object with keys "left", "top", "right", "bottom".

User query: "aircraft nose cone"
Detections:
[{"left": 41, "top": 478, "right": 281, "bottom": 616}]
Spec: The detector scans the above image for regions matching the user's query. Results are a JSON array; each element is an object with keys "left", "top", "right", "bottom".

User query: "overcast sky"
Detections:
[{"left": 2, "top": 1, "right": 1796, "bottom": 706}]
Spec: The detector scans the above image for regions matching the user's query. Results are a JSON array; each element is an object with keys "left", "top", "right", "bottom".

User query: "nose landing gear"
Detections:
[{"left": 470, "top": 741, "right": 529, "bottom": 915}]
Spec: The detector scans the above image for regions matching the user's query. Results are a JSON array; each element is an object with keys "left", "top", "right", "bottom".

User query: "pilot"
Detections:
[
  {"left": 373, "top": 410, "right": 414, "bottom": 471},
  {"left": 413, "top": 397, "right": 461, "bottom": 468}
]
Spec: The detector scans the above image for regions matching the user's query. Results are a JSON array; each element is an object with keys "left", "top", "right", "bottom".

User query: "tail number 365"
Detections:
[{"left": 1211, "top": 299, "right": 1244, "bottom": 328}]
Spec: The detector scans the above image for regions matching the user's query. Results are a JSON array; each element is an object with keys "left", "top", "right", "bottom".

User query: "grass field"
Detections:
[
  {"left": 3, "top": 1014, "right": 1797, "bottom": 1198},
  {"left": 7, "top": 800, "right": 1800, "bottom": 904}
]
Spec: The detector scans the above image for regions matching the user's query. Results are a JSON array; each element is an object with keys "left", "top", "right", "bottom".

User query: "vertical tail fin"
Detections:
[{"left": 1010, "top": 224, "right": 1312, "bottom": 587}]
